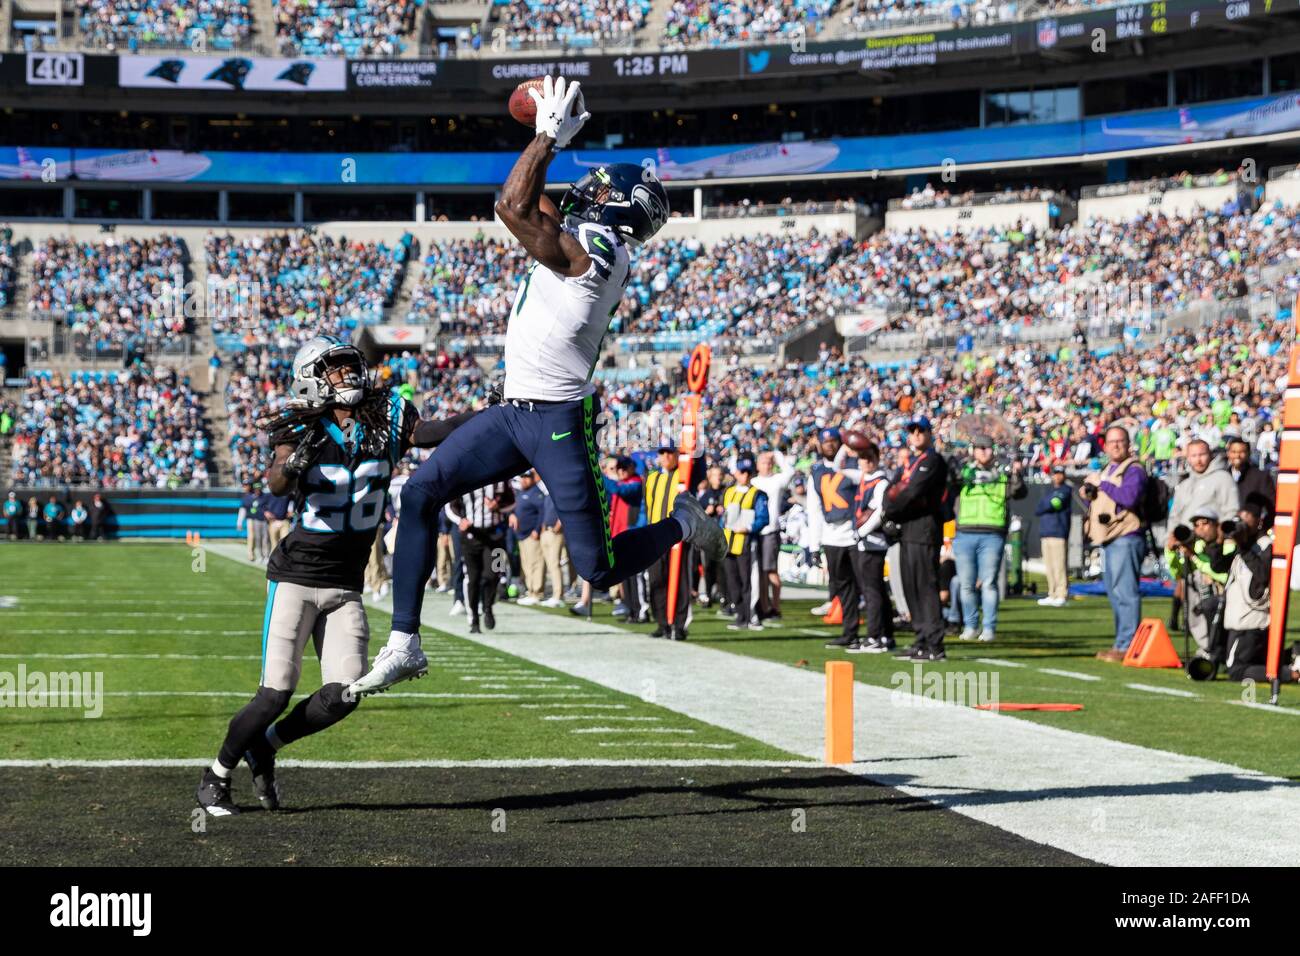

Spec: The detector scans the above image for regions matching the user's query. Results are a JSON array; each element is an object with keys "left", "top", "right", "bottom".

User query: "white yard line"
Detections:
[
  {"left": 1037, "top": 668, "right": 1103, "bottom": 682},
  {"left": 207, "top": 543, "right": 1300, "bottom": 866},
  {"left": 1125, "top": 683, "right": 1199, "bottom": 699},
  {"left": 975, "top": 657, "right": 1027, "bottom": 667},
  {"left": 1230, "top": 700, "right": 1300, "bottom": 716}
]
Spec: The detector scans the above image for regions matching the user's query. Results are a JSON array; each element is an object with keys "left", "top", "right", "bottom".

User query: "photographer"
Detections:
[
  {"left": 1166, "top": 439, "right": 1238, "bottom": 631},
  {"left": 952, "top": 435, "right": 1026, "bottom": 643},
  {"left": 1218, "top": 498, "right": 1298, "bottom": 683},
  {"left": 883, "top": 416, "right": 950, "bottom": 663},
  {"left": 1080, "top": 425, "right": 1149, "bottom": 662},
  {"left": 1164, "top": 509, "right": 1229, "bottom": 662}
]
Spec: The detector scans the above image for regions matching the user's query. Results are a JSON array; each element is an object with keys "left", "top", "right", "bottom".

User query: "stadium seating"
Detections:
[
  {"left": 26, "top": 235, "right": 190, "bottom": 357},
  {"left": 206, "top": 230, "right": 411, "bottom": 354},
  {"left": 10, "top": 366, "right": 210, "bottom": 488},
  {"left": 405, "top": 236, "right": 531, "bottom": 335},
  {"left": 77, "top": 0, "right": 252, "bottom": 49},
  {"left": 276, "top": 0, "right": 422, "bottom": 56},
  {"left": 498, "top": 0, "right": 652, "bottom": 46},
  {"left": 662, "top": 0, "right": 834, "bottom": 46}
]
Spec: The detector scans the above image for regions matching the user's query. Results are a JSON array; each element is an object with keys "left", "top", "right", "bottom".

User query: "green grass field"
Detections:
[
  {"left": 1, "top": 541, "right": 1101, "bottom": 865},
  {"left": 0, "top": 542, "right": 788, "bottom": 762},
  {"left": 538, "top": 578, "right": 1300, "bottom": 781}
]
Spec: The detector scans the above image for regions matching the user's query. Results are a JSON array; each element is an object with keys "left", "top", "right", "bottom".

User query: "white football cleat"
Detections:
[
  {"left": 516, "top": 595, "right": 540, "bottom": 606},
  {"left": 449, "top": 600, "right": 465, "bottom": 616},
  {"left": 811, "top": 601, "right": 832, "bottom": 616},
  {"left": 348, "top": 645, "right": 428, "bottom": 698},
  {"left": 541, "top": 597, "right": 565, "bottom": 608}
]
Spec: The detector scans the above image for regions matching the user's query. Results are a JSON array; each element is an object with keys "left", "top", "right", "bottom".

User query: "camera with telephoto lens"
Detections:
[
  {"left": 1172, "top": 524, "right": 1193, "bottom": 545},
  {"left": 1220, "top": 518, "right": 1241, "bottom": 538}
]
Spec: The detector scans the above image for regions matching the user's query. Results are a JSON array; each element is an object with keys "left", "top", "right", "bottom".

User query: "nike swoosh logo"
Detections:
[{"left": 551, "top": 431, "right": 572, "bottom": 441}]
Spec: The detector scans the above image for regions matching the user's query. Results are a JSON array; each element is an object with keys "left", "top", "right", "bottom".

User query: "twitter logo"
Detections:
[{"left": 747, "top": 50, "right": 770, "bottom": 73}]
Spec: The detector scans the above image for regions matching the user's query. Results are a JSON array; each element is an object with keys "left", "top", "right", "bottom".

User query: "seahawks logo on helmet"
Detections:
[
  {"left": 630, "top": 184, "right": 668, "bottom": 237},
  {"left": 561, "top": 163, "right": 670, "bottom": 246}
]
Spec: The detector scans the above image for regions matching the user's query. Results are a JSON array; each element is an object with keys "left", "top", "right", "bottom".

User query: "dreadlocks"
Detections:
[{"left": 258, "top": 384, "right": 402, "bottom": 461}]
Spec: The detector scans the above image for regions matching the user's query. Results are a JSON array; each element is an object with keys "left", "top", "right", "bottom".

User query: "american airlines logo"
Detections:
[{"left": 49, "top": 886, "right": 152, "bottom": 936}]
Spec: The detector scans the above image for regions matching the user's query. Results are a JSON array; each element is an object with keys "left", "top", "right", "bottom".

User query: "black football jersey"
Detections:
[{"left": 267, "top": 390, "right": 414, "bottom": 591}]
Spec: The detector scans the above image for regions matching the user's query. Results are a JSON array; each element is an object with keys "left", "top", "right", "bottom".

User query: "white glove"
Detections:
[{"left": 529, "top": 75, "right": 590, "bottom": 151}]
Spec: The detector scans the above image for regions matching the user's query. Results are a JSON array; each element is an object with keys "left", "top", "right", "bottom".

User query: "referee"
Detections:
[
  {"left": 447, "top": 481, "right": 515, "bottom": 634},
  {"left": 644, "top": 443, "right": 697, "bottom": 640}
]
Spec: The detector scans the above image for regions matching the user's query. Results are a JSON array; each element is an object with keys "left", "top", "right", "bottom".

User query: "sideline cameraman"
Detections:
[
  {"left": 952, "top": 435, "right": 1026, "bottom": 643},
  {"left": 883, "top": 416, "right": 950, "bottom": 663},
  {"left": 1080, "top": 425, "right": 1149, "bottom": 662},
  {"left": 1219, "top": 498, "right": 1299, "bottom": 683},
  {"left": 1165, "top": 508, "right": 1229, "bottom": 661}
]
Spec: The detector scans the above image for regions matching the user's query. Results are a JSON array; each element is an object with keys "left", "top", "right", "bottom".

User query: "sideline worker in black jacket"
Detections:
[
  {"left": 883, "top": 415, "right": 951, "bottom": 662},
  {"left": 1227, "top": 438, "right": 1274, "bottom": 528}
]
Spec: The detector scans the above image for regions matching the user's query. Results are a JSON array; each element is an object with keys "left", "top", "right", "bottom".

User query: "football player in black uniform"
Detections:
[{"left": 196, "top": 335, "right": 476, "bottom": 817}]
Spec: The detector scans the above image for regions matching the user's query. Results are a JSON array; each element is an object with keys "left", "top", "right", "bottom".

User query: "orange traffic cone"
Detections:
[
  {"left": 1122, "top": 619, "right": 1182, "bottom": 668},
  {"left": 822, "top": 596, "right": 843, "bottom": 626}
]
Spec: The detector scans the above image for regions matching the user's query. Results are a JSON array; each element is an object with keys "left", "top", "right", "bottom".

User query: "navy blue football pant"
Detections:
[{"left": 391, "top": 396, "right": 683, "bottom": 634}]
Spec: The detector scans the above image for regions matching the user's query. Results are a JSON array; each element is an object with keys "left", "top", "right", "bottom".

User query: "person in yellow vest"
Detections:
[
  {"left": 722, "top": 457, "right": 769, "bottom": 631},
  {"left": 953, "top": 435, "right": 1026, "bottom": 643},
  {"left": 644, "top": 443, "right": 698, "bottom": 640}
]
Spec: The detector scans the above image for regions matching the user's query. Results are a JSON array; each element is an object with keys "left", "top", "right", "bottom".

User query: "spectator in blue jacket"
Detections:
[
  {"left": 1035, "top": 464, "right": 1072, "bottom": 607},
  {"left": 511, "top": 470, "right": 548, "bottom": 605}
]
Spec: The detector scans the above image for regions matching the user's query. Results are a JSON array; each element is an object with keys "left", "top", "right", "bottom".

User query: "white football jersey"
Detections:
[{"left": 503, "top": 221, "right": 630, "bottom": 402}]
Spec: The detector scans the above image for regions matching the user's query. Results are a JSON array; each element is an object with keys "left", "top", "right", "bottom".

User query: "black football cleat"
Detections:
[
  {"left": 469, "top": 618, "right": 481, "bottom": 634},
  {"left": 483, "top": 607, "right": 496, "bottom": 631},
  {"left": 196, "top": 770, "right": 240, "bottom": 817},
  {"left": 245, "top": 737, "right": 280, "bottom": 811}
]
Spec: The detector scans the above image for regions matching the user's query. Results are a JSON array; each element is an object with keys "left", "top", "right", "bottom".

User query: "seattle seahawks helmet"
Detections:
[
  {"left": 290, "top": 335, "right": 367, "bottom": 408},
  {"left": 560, "top": 163, "right": 669, "bottom": 246}
]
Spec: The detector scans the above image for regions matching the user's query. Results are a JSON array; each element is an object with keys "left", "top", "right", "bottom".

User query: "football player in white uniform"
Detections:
[{"left": 350, "top": 75, "right": 725, "bottom": 696}]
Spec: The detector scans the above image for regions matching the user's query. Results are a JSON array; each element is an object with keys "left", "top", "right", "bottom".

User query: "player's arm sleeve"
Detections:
[
  {"left": 409, "top": 406, "right": 476, "bottom": 450},
  {"left": 445, "top": 499, "right": 465, "bottom": 522}
]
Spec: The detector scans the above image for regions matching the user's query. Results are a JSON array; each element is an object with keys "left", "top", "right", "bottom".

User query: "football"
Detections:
[
  {"left": 508, "top": 77, "right": 547, "bottom": 127},
  {"left": 841, "top": 427, "right": 874, "bottom": 454}
]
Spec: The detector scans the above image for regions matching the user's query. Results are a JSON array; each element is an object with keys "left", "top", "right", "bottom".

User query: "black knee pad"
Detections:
[
  {"left": 247, "top": 686, "right": 292, "bottom": 723},
  {"left": 319, "top": 682, "right": 360, "bottom": 720}
]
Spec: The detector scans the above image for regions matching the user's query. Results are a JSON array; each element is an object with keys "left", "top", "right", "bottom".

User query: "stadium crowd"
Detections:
[
  {"left": 26, "top": 235, "right": 190, "bottom": 357},
  {"left": 77, "top": 0, "right": 252, "bottom": 49},
  {"left": 499, "top": 0, "right": 652, "bottom": 45},
  {"left": 275, "top": 0, "right": 420, "bottom": 56},
  {"left": 206, "top": 230, "right": 410, "bottom": 351},
  {"left": 662, "top": 0, "right": 834, "bottom": 45},
  {"left": 10, "top": 366, "right": 210, "bottom": 488}
]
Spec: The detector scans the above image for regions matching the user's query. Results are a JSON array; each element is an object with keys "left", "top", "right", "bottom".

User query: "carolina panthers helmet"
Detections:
[
  {"left": 560, "top": 163, "right": 670, "bottom": 246},
  {"left": 290, "top": 335, "right": 367, "bottom": 407}
]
